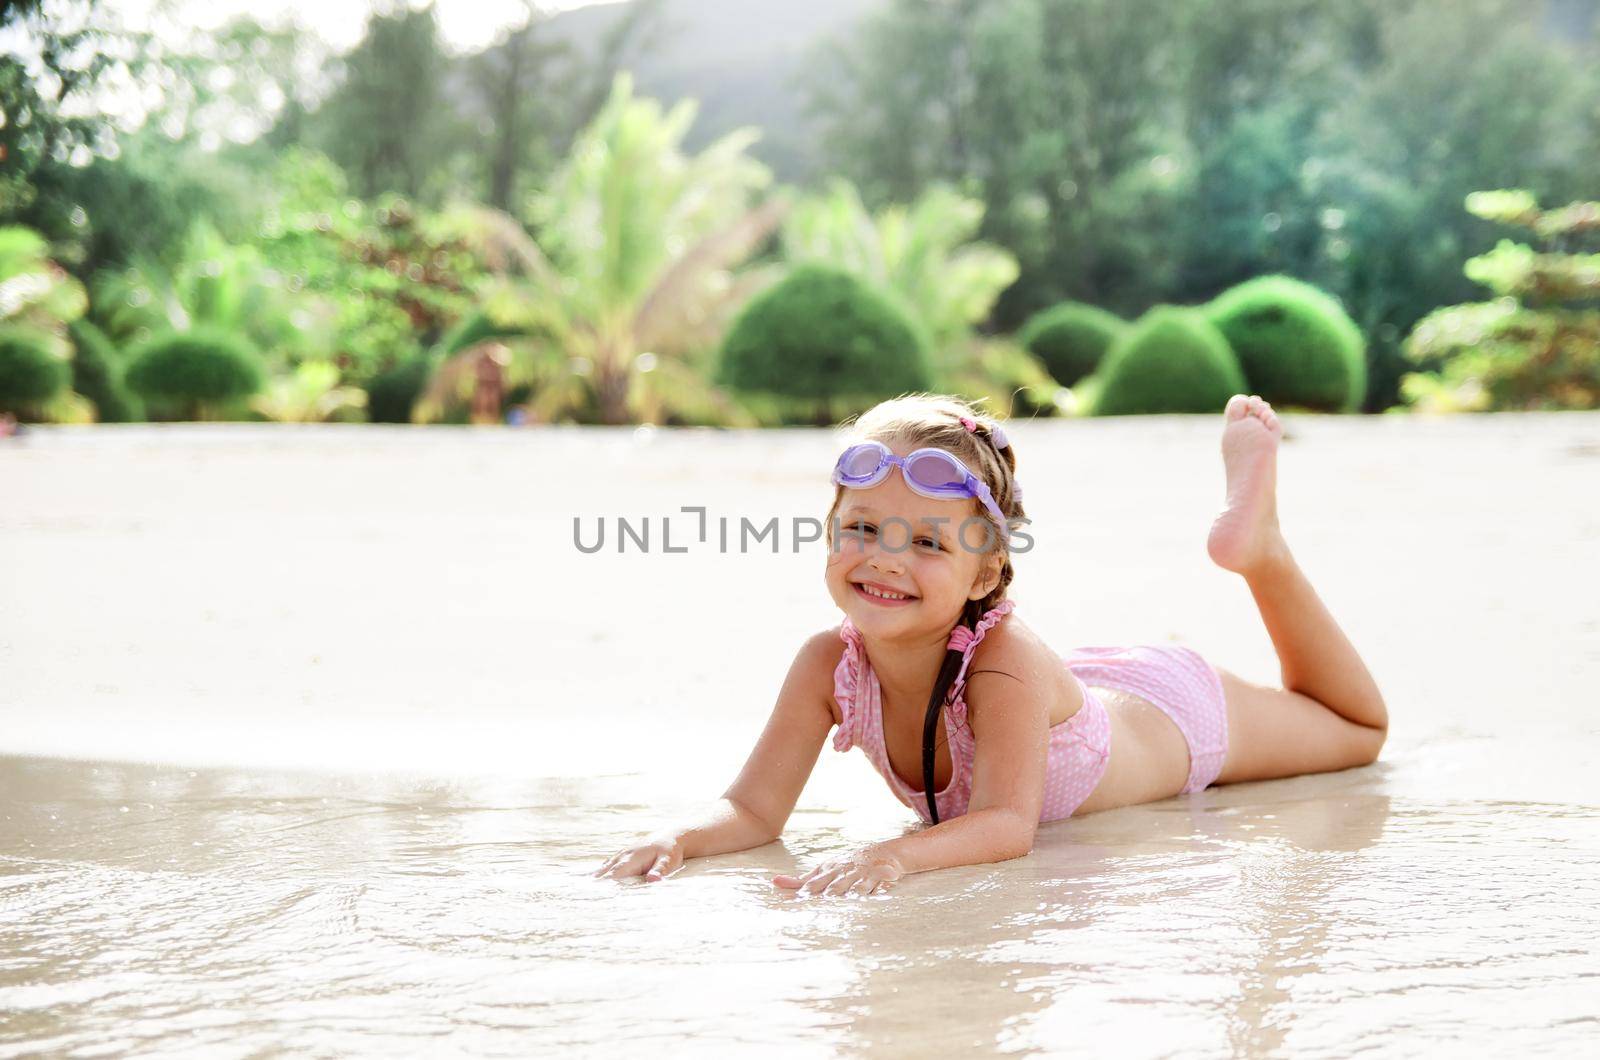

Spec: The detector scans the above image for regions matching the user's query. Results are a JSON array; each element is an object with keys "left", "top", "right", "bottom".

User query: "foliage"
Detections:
[
  {"left": 435, "top": 307, "right": 532, "bottom": 358},
  {"left": 0, "top": 224, "right": 87, "bottom": 419},
  {"left": 312, "top": 5, "right": 451, "bottom": 201},
  {"left": 782, "top": 179, "right": 1019, "bottom": 353},
  {"left": 255, "top": 149, "right": 485, "bottom": 384},
  {"left": 68, "top": 319, "right": 142, "bottom": 422},
  {"left": 0, "top": 226, "right": 88, "bottom": 349},
  {"left": 3, "top": 7, "right": 293, "bottom": 275},
  {"left": 365, "top": 354, "right": 437, "bottom": 424},
  {"left": 715, "top": 264, "right": 933, "bottom": 418},
  {"left": 250, "top": 361, "right": 368, "bottom": 423},
  {"left": 1203, "top": 275, "right": 1367, "bottom": 412},
  {"left": 1401, "top": 307, "right": 1600, "bottom": 413},
  {"left": 781, "top": 178, "right": 1035, "bottom": 408},
  {"left": 1091, "top": 306, "right": 1246, "bottom": 415},
  {"left": 1017, "top": 302, "right": 1128, "bottom": 386},
  {"left": 0, "top": 330, "right": 70, "bottom": 415},
  {"left": 124, "top": 327, "right": 266, "bottom": 420},
  {"left": 0, "top": 1, "right": 126, "bottom": 221},
  {"left": 31, "top": 133, "right": 254, "bottom": 278},
  {"left": 807, "top": 0, "right": 1192, "bottom": 324},
  {"left": 807, "top": 0, "right": 1600, "bottom": 412},
  {"left": 937, "top": 336, "right": 1064, "bottom": 421},
  {"left": 1401, "top": 191, "right": 1600, "bottom": 412},
  {"left": 433, "top": 74, "right": 781, "bottom": 426},
  {"left": 92, "top": 219, "right": 299, "bottom": 370}
]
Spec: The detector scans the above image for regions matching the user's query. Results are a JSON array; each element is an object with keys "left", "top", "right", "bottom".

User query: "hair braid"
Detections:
[{"left": 825, "top": 393, "right": 1028, "bottom": 824}]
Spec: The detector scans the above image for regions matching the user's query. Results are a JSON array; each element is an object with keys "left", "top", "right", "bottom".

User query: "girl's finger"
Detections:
[
  {"left": 644, "top": 853, "right": 671, "bottom": 880},
  {"left": 823, "top": 872, "right": 858, "bottom": 897},
  {"left": 773, "top": 871, "right": 818, "bottom": 889},
  {"left": 801, "top": 870, "right": 839, "bottom": 895}
]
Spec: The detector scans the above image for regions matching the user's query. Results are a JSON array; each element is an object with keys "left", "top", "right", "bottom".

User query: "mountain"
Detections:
[{"left": 544, "top": 0, "right": 883, "bottom": 180}]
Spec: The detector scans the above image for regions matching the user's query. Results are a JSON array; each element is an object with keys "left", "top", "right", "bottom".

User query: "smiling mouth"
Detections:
[{"left": 852, "top": 581, "right": 917, "bottom": 604}]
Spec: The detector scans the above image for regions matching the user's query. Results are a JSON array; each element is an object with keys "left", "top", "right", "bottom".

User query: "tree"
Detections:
[
  {"left": 807, "top": 0, "right": 1600, "bottom": 413},
  {"left": 806, "top": 0, "right": 1191, "bottom": 323},
  {"left": 1401, "top": 190, "right": 1600, "bottom": 412},
  {"left": 2, "top": 0, "right": 136, "bottom": 250},
  {"left": 461, "top": 4, "right": 571, "bottom": 212},
  {"left": 782, "top": 179, "right": 1018, "bottom": 354},
  {"left": 313, "top": 4, "right": 453, "bottom": 200},
  {"left": 417, "top": 75, "right": 784, "bottom": 427},
  {"left": 0, "top": 225, "right": 87, "bottom": 419}
]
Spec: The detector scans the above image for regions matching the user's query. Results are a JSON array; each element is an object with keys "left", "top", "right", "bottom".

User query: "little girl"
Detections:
[{"left": 594, "top": 393, "right": 1388, "bottom": 896}]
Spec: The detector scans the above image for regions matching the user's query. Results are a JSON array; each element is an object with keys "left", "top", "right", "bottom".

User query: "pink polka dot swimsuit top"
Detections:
[{"left": 831, "top": 599, "right": 1112, "bottom": 825}]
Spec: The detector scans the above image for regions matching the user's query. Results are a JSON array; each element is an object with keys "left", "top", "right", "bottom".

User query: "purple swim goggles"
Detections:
[{"left": 831, "top": 439, "right": 1014, "bottom": 541}]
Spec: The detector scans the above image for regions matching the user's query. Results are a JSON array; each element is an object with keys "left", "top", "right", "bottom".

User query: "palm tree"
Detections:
[
  {"left": 92, "top": 219, "right": 294, "bottom": 359},
  {"left": 782, "top": 179, "right": 1059, "bottom": 416},
  {"left": 416, "top": 74, "right": 787, "bottom": 427}
]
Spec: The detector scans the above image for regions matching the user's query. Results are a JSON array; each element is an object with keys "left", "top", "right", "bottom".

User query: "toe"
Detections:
[{"left": 1225, "top": 394, "right": 1251, "bottom": 420}]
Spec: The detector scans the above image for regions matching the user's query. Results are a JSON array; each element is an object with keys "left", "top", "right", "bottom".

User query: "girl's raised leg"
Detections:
[{"left": 1204, "top": 395, "right": 1388, "bottom": 784}]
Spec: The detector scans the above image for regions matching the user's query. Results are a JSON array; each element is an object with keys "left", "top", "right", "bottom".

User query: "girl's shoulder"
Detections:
[
  {"left": 796, "top": 623, "right": 853, "bottom": 730},
  {"left": 961, "top": 611, "right": 1082, "bottom": 719}
]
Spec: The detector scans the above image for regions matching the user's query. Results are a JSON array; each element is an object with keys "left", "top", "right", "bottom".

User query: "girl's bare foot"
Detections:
[{"left": 1207, "top": 394, "right": 1289, "bottom": 576}]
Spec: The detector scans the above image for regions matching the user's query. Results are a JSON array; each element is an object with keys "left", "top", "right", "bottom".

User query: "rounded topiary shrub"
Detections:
[
  {"left": 1017, "top": 302, "right": 1128, "bottom": 386},
  {"left": 1093, "top": 306, "right": 1247, "bottom": 416},
  {"left": 0, "top": 329, "right": 70, "bottom": 417},
  {"left": 124, "top": 327, "right": 265, "bottom": 420},
  {"left": 69, "top": 319, "right": 142, "bottom": 422},
  {"left": 1203, "top": 275, "right": 1366, "bottom": 412},
  {"left": 365, "top": 354, "right": 435, "bottom": 424},
  {"left": 715, "top": 264, "right": 932, "bottom": 407}
]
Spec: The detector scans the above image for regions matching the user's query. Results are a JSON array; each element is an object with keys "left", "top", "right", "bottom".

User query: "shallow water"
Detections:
[{"left": 4, "top": 417, "right": 1600, "bottom": 1055}]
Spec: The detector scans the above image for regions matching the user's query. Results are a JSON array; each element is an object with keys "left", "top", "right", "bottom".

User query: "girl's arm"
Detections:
[
  {"left": 595, "top": 629, "right": 840, "bottom": 880},
  {"left": 777, "top": 663, "right": 1050, "bottom": 895},
  {"left": 889, "top": 667, "right": 1051, "bottom": 869}
]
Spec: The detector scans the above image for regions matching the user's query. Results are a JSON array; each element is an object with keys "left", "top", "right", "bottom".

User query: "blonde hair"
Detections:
[{"left": 825, "top": 392, "right": 1029, "bottom": 825}]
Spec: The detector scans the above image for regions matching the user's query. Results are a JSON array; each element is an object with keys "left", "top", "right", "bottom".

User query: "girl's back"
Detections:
[{"left": 827, "top": 600, "right": 1223, "bottom": 824}]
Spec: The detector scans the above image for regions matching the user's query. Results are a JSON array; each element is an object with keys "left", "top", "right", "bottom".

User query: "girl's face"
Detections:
[{"left": 824, "top": 439, "right": 1003, "bottom": 639}]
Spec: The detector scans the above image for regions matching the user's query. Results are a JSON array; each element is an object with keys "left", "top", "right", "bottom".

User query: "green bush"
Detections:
[
  {"left": 0, "top": 329, "right": 71, "bottom": 416},
  {"left": 1203, "top": 275, "right": 1366, "bottom": 412},
  {"left": 1093, "top": 306, "right": 1247, "bottom": 415},
  {"left": 124, "top": 327, "right": 265, "bottom": 420},
  {"left": 68, "top": 320, "right": 142, "bottom": 422},
  {"left": 1017, "top": 302, "right": 1128, "bottom": 386},
  {"left": 365, "top": 354, "right": 436, "bottom": 423},
  {"left": 715, "top": 264, "right": 932, "bottom": 410}
]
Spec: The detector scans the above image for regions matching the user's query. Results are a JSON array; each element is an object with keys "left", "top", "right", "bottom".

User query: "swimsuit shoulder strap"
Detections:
[
  {"left": 944, "top": 599, "right": 1017, "bottom": 726},
  {"left": 831, "top": 619, "right": 869, "bottom": 752}
]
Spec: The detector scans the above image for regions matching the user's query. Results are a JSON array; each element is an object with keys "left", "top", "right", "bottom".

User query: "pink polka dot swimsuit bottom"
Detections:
[{"left": 831, "top": 600, "right": 1230, "bottom": 825}]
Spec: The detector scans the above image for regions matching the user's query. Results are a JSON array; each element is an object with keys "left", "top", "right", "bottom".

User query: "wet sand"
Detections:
[{"left": 3, "top": 415, "right": 1599, "bottom": 1055}]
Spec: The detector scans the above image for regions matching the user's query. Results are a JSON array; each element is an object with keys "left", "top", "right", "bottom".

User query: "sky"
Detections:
[
  {"left": 1, "top": 0, "right": 617, "bottom": 152},
  {"left": 109, "top": 0, "right": 608, "bottom": 53}
]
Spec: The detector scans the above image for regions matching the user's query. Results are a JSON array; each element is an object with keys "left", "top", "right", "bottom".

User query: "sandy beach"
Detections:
[{"left": 3, "top": 413, "right": 1599, "bottom": 1055}]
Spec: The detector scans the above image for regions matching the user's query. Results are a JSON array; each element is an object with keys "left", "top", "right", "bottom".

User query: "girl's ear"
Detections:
[{"left": 968, "top": 551, "right": 1003, "bottom": 601}]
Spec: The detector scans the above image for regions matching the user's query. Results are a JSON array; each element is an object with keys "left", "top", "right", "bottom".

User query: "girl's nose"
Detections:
[{"left": 868, "top": 544, "right": 906, "bottom": 575}]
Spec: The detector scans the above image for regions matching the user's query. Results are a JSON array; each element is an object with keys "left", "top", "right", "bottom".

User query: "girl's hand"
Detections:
[
  {"left": 772, "top": 845, "right": 905, "bottom": 897},
  {"left": 592, "top": 835, "right": 684, "bottom": 882}
]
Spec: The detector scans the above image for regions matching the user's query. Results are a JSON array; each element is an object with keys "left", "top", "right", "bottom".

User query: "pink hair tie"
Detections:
[{"left": 958, "top": 416, "right": 977, "bottom": 433}]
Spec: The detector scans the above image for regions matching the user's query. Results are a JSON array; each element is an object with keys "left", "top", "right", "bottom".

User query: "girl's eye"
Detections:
[
  {"left": 844, "top": 522, "right": 877, "bottom": 536},
  {"left": 915, "top": 536, "right": 942, "bottom": 551}
]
